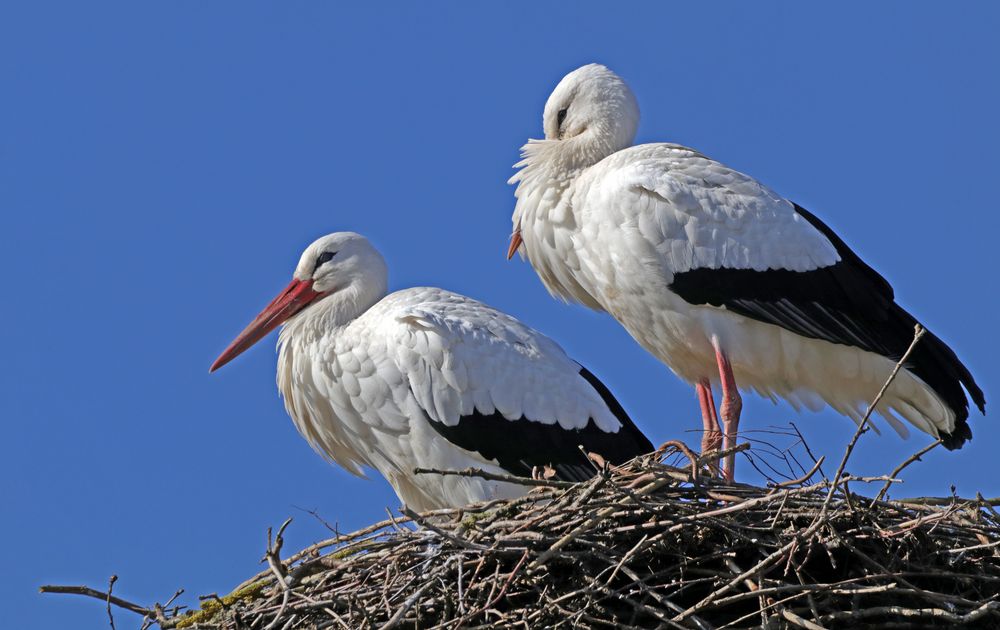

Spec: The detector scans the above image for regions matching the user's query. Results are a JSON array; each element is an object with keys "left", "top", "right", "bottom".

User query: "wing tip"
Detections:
[
  {"left": 577, "top": 366, "right": 655, "bottom": 455},
  {"left": 941, "top": 419, "right": 973, "bottom": 451}
]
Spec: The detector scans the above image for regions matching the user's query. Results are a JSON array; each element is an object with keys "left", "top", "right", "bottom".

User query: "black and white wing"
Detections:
[{"left": 383, "top": 289, "right": 653, "bottom": 481}]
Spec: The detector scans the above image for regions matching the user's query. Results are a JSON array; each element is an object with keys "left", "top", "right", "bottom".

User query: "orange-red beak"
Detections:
[
  {"left": 506, "top": 225, "right": 523, "bottom": 260},
  {"left": 210, "top": 278, "right": 323, "bottom": 373}
]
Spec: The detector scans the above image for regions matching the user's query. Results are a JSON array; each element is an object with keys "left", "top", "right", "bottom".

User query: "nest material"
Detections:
[
  {"left": 39, "top": 322, "right": 995, "bottom": 628},
  {"left": 112, "top": 443, "right": 1000, "bottom": 630}
]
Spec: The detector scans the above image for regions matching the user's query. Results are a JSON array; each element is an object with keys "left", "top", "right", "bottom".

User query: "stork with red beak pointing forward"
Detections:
[{"left": 211, "top": 232, "right": 652, "bottom": 511}]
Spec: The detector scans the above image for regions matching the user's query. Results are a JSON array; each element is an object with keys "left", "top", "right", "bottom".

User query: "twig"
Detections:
[
  {"left": 695, "top": 442, "right": 752, "bottom": 473},
  {"left": 578, "top": 444, "right": 607, "bottom": 473},
  {"left": 823, "top": 324, "right": 925, "bottom": 512},
  {"left": 673, "top": 537, "right": 801, "bottom": 622},
  {"left": 655, "top": 440, "right": 699, "bottom": 479},
  {"left": 401, "top": 506, "right": 487, "bottom": 551},
  {"left": 414, "top": 466, "right": 577, "bottom": 488},
  {"left": 38, "top": 584, "right": 152, "bottom": 617},
  {"left": 781, "top": 607, "right": 827, "bottom": 630},
  {"left": 898, "top": 496, "right": 1000, "bottom": 506},
  {"left": 818, "top": 601, "right": 1000, "bottom": 625},
  {"left": 292, "top": 505, "right": 341, "bottom": 535},
  {"left": 106, "top": 575, "right": 118, "bottom": 630},
  {"left": 772, "top": 456, "right": 826, "bottom": 490},
  {"left": 162, "top": 588, "right": 184, "bottom": 610},
  {"left": 262, "top": 518, "right": 294, "bottom": 630},
  {"left": 264, "top": 517, "right": 294, "bottom": 586},
  {"left": 789, "top": 421, "right": 826, "bottom": 479},
  {"left": 871, "top": 438, "right": 943, "bottom": 505},
  {"left": 479, "top": 550, "right": 530, "bottom": 613}
]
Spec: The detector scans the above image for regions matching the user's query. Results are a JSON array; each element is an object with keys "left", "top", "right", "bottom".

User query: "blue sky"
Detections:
[{"left": 2, "top": 2, "right": 997, "bottom": 627}]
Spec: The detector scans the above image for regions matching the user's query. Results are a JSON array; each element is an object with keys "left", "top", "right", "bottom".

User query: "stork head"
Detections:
[
  {"left": 506, "top": 64, "right": 641, "bottom": 260},
  {"left": 542, "top": 63, "right": 639, "bottom": 151},
  {"left": 210, "top": 232, "right": 388, "bottom": 372},
  {"left": 291, "top": 231, "right": 388, "bottom": 295}
]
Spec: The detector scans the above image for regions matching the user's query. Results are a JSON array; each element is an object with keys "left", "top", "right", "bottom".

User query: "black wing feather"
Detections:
[
  {"left": 424, "top": 368, "right": 653, "bottom": 482},
  {"left": 669, "top": 203, "right": 984, "bottom": 448}
]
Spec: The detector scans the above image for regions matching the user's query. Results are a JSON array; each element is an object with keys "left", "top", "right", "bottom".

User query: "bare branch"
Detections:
[
  {"left": 38, "top": 584, "right": 151, "bottom": 617},
  {"left": 871, "top": 439, "right": 943, "bottom": 505},
  {"left": 414, "top": 466, "right": 577, "bottom": 488},
  {"left": 823, "top": 324, "right": 925, "bottom": 511}
]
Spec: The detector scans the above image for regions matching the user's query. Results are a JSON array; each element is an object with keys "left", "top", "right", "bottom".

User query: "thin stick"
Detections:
[
  {"left": 265, "top": 517, "right": 294, "bottom": 587},
  {"left": 781, "top": 607, "right": 828, "bottom": 630},
  {"left": 38, "top": 585, "right": 152, "bottom": 617},
  {"left": 772, "top": 456, "right": 826, "bottom": 490},
  {"left": 871, "top": 439, "right": 943, "bottom": 505},
  {"left": 823, "top": 324, "right": 925, "bottom": 511},
  {"left": 789, "top": 421, "right": 826, "bottom": 479},
  {"left": 656, "top": 440, "right": 699, "bottom": 479},
  {"left": 106, "top": 575, "right": 118, "bottom": 630},
  {"left": 414, "top": 466, "right": 577, "bottom": 488},
  {"left": 401, "top": 506, "right": 487, "bottom": 551},
  {"left": 898, "top": 496, "right": 1000, "bottom": 506},
  {"left": 262, "top": 518, "right": 294, "bottom": 630},
  {"left": 695, "top": 442, "right": 752, "bottom": 471}
]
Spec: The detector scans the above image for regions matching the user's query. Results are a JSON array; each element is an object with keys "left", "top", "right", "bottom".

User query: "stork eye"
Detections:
[
  {"left": 557, "top": 108, "right": 568, "bottom": 128},
  {"left": 315, "top": 251, "right": 337, "bottom": 269}
]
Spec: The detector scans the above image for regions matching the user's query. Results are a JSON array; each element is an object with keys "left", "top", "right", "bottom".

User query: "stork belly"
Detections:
[{"left": 613, "top": 302, "right": 954, "bottom": 439}]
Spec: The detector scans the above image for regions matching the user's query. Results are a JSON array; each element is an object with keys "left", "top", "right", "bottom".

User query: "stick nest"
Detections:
[
  {"left": 94, "top": 443, "right": 1000, "bottom": 630},
  {"left": 40, "top": 300, "right": 993, "bottom": 629}
]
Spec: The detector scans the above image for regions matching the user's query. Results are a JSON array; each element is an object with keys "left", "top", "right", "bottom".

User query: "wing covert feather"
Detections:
[{"left": 576, "top": 144, "right": 840, "bottom": 277}]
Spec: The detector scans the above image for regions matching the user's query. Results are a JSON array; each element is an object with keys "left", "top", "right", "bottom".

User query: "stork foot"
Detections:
[
  {"left": 696, "top": 379, "right": 723, "bottom": 477},
  {"left": 715, "top": 348, "right": 743, "bottom": 483}
]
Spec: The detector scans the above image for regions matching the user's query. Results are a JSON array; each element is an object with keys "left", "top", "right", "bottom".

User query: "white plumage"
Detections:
[
  {"left": 509, "top": 64, "right": 984, "bottom": 479},
  {"left": 212, "top": 232, "right": 652, "bottom": 511}
]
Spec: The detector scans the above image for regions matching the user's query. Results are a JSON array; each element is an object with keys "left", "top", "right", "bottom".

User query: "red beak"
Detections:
[
  {"left": 210, "top": 278, "right": 323, "bottom": 373},
  {"left": 506, "top": 225, "right": 523, "bottom": 260}
]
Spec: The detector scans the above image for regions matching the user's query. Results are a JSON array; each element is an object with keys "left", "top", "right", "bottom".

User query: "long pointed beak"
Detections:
[
  {"left": 210, "top": 278, "right": 322, "bottom": 373},
  {"left": 506, "top": 225, "right": 523, "bottom": 260}
]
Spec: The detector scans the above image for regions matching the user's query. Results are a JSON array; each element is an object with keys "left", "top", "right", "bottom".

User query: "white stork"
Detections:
[
  {"left": 507, "top": 63, "right": 985, "bottom": 481},
  {"left": 210, "top": 232, "right": 653, "bottom": 511}
]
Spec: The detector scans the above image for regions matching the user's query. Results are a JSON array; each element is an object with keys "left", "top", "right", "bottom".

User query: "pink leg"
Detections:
[
  {"left": 696, "top": 379, "right": 722, "bottom": 475},
  {"left": 715, "top": 347, "right": 743, "bottom": 483}
]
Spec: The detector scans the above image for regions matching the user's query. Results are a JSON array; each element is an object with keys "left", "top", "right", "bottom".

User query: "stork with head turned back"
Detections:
[
  {"left": 507, "top": 64, "right": 985, "bottom": 482},
  {"left": 211, "top": 232, "right": 653, "bottom": 511}
]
